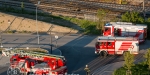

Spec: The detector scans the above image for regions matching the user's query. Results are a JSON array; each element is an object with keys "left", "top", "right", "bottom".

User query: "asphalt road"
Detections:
[{"left": 0, "top": 34, "right": 149, "bottom": 75}]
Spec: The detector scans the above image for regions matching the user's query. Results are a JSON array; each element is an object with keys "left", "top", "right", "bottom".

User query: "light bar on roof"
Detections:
[{"left": 97, "top": 36, "right": 138, "bottom": 41}]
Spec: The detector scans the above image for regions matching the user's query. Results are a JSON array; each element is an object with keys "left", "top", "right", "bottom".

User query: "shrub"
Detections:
[
  {"left": 113, "top": 63, "right": 150, "bottom": 75},
  {"left": 7, "top": 30, "right": 14, "bottom": 33},
  {"left": 121, "top": 12, "right": 144, "bottom": 23}
]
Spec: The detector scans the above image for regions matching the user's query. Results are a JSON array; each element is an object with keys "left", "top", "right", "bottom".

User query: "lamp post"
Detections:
[
  {"left": 0, "top": 46, "right": 3, "bottom": 51},
  {"left": 26, "top": 47, "right": 31, "bottom": 52},
  {"left": 8, "top": 20, "right": 11, "bottom": 31},
  {"left": 0, "top": 21, "right": 3, "bottom": 47},
  {"left": 50, "top": 18, "right": 54, "bottom": 54},
  {"left": 84, "top": 65, "right": 90, "bottom": 75},
  {"left": 50, "top": 26, "right": 53, "bottom": 54},
  {"left": 26, "top": 47, "right": 29, "bottom": 50},
  {"left": 36, "top": 1, "right": 40, "bottom": 45},
  {"left": 55, "top": 35, "right": 58, "bottom": 48},
  {"left": 50, "top": 31, "right": 52, "bottom": 54},
  {"left": 0, "top": 31, "right": 2, "bottom": 47},
  {"left": 143, "top": 0, "right": 146, "bottom": 20}
]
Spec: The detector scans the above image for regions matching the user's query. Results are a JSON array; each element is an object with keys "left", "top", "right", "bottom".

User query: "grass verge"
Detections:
[{"left": 0, "top": 6, "right": 100, "bottom": 35}]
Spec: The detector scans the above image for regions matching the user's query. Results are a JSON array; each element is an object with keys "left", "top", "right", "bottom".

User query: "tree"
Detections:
[
  {"left": 145, "top": 18, "right": 150, "bottom": 39},
  {"left": 21, "top": 2, "right": 24, "bottom": 13},
  {"left": 97, "top": 9, "right": 106, "bottom": 35},
  {"left": 144, "top": 48, "right": 150, "bottom": 70},
  {"left": 123, "top": 51, "right": 135, "bottom": 75},
  {"left": 121, "top": 11, "right": 144, "bottom": 23},
  {"left": 121, "top": 11, "right": 131, "bottom": 22}
]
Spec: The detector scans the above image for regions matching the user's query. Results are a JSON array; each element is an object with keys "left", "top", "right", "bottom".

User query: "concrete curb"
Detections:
[
  {"left": 2, "top": 33, "right": 34, "bottom": 35},
  {"left": 52, "top": 46, "right": 62, "bottom": 56},
  {"left": 58, "top": 48, "right": 62, "bottom": 56},
  {"left": 2, "top": 31, "right": 83, "bottom": 35},
  {"left": 2, "top": 32, "right": 82, "bottom": 36}
]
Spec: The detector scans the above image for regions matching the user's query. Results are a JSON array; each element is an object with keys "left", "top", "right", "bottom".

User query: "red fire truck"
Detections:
[
  {"left": 2, "top": 49, "right": 67, "bottom": 75},
  {"left": 95, "top": 36, "right": 139, "bottom": 57},
  {"left": 103, "top": 22, "right": 147, "bottom": 43}
]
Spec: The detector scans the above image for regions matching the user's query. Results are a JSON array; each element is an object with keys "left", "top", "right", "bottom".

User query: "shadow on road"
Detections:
[{"left": 58, "top": 35, "right": 98, "bottom": 74}]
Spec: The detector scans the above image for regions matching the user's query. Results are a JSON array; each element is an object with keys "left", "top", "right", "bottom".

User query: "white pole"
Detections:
[
  {"left": 143, "top": 0, "right": 145, "bottom": 19},
  {"left": 36, "top": 1, "right": 40, "bottom": 45}
]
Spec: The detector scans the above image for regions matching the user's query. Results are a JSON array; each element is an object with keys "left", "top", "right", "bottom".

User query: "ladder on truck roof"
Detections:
[
  {"left": 110, "top": 22, "right": 133, "bottom": 25},
  {"left": 97, "top": 36, "right": 138, "bottom": 41},
  {"left": 109, "top": 22, "right": 147, "bottom": 28},
  {"left": 2, "top": 48, "right": 65, "bottom": 60}
]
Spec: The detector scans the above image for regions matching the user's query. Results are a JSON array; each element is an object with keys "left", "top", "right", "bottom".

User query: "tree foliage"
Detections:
[
  {"left": 97, "top": 9, "right": 106, "bottom": 34},
  {"left": 123, "top": 52, "right": 135, "bottom": 71},
  {"left": 113, "top": 63, "right": 150, "bottom": 75},
  {"left": 121, "top": 11, "right": 144, "bottom": 23},
  {"left": 144, "top": 48, "right": 150, "bottom": 70},
  {"left": 144, "top": 18, "right": 150, "bottom": 39},
  {"left": 21, "top": 2, "right": 24, "bottom": 13}
]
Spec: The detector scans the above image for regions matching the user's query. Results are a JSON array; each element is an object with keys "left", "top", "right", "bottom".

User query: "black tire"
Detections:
[
  {"left": 103, "top": 51, "right": 108, "bottom": 57},
  {"left": 27, "top": 72, "right": 34, "bottom": 75},
  {"left": 100, "top": 51, "right": 108, "bottom": 57},
  {"left": 99, "top": 51, "right": 103, "bottom": 57},
  {"left": 10, "top": 68, "right": 21, "bottom": 75}
]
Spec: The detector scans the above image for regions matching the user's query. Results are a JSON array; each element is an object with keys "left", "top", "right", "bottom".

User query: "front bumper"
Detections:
[{"left": 95, "top": 51, "right": 99, "bottom": 54}]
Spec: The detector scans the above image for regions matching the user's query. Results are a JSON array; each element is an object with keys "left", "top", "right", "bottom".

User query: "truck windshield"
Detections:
[
  {"left": 136, "top": 43, "right": 139, "bottom": 46},
  {"left": 105, "top": 27, "right": 111, "bottom": 32}
]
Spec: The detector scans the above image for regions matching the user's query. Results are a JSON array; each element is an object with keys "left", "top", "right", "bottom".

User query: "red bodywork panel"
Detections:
[
  {"left": 9, "top": 54, "right": 67, "bottom": 75},
  {"left": 118, "top": 42, "right": 132, "bottom": 50},
  {"left": 103, "top": 26, "right": 114, "bottom": 36},
  {"left": 95, "top": 39, "right": 137, "bottom": 55},
  {"left": 95, "top": 41, "right": 115, "bottom": 54}
]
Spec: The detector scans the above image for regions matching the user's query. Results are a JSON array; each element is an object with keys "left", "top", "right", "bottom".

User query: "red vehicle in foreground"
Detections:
[
  {"left": 95, "top": 36, "right": 139, "bottom": 57},
  {"left": 2, "top": 49, "right": 67, "bottom": 75}
]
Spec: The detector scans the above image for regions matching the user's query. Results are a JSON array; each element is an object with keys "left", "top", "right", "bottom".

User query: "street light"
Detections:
[
  {"left": 0, "top": 20, "right": 4, "bottom": 47},
  {"left": 8, "top": 20, "right": 11, "bottom": 31},
  {"left": 143, "top": 0, "right": 146, "bottom": 20},
  {"left": 55, "top": 35, "right": 58, "bottom": 48},
  {"left": 0, "top": 45, "right": 3, "bottom": 50},
  {"left": 0, "top": 45, "right": 3, "bottom": 48},
  {"left": 84, "top": 65, "right": 90, "bottom": 75},
  {"left": 36, "top": 1, "right": 40, "bottom": 45},
  {"left": 26, "top": 47, "right": 29, "bottom": 50},
  {"left": 50, "top": 25, "right": 54, "bottom": 54},
  {"left": 0, "top": 30, "right": 2, "bottom": 47}
]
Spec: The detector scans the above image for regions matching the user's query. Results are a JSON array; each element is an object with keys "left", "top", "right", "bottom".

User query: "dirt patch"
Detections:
[{"left": 0, "top": 12, "right": 78, "bottom": 34}]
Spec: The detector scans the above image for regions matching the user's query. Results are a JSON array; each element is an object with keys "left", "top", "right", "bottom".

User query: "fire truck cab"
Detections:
[
  {"left": 103, "top": 22, "right": 147, "bottom": 43},
  {"left": 95, "top": 36, "right": 139, "bottom": 57}
]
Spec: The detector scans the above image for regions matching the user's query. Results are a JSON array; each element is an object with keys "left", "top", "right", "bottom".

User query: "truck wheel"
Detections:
[
  {"left": 10, "top": 68, "right": 21, "bottom": 75},
  {"left": 27, "top": 72, "right": 34, "bottom": 75},
  {"left": 100, "top": 51, "right": 107, "bottom": 57},
  {"left": 103, "top": 51, "right": 108, "bottom": 57}
]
